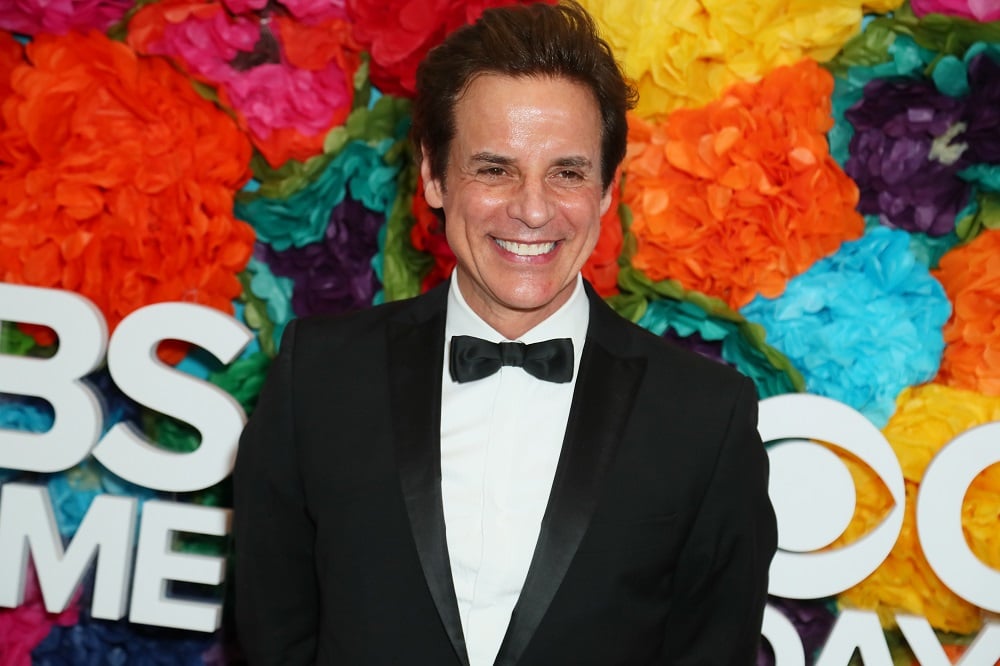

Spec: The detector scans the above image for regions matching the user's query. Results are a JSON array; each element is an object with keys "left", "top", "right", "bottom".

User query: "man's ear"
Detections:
[
  {"left": 599, "top": 171, "right": 618, "bottom": 216},
  {"left": 420, "top": 148, "right": 444, "bottom": 209},
  {"left": 599, "top": 187, "right": 612, "bottom": 217}
]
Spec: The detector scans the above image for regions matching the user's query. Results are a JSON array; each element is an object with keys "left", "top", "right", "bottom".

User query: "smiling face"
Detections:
[{"left": 421, "top": 74, "right": 612, "bottom": 339}]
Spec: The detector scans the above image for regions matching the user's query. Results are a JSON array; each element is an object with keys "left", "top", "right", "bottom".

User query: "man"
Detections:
[{"left": 233, "top": 2, "right": 777, "bottom": 665}]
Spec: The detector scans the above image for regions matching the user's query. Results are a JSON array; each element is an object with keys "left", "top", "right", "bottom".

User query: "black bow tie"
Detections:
[{"left": 449, "top": 335, "right": 574, "bottom": 383}]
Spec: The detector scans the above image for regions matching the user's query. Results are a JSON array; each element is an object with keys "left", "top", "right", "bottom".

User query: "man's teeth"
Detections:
[{"left": 495, "top": 239, "right": 557, "bottom": 256}]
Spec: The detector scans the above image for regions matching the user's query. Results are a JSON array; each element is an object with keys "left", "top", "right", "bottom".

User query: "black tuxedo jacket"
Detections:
[{"left": 234, "top": 281, "right": 776, "bottom": 665}]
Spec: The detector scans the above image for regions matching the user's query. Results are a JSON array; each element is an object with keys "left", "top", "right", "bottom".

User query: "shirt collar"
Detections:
[{"left": 445, "top": 275, "right": 590, "bottom": 373}]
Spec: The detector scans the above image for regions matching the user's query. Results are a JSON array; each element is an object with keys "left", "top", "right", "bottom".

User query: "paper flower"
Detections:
[
  {"left": 639, "top": 298, "right": 802, "bottom": 399},
  {"left": 0, "top": 567, "right": 79, "bottom": 666},
  {"left": 0, "top": 394, "right": 53, "bottom": 434},
  {"left": 0, "top": 32, "right": 255, "bottom": 357},
  {"left": 46, "top": 464, "right": 107, "bottom": 539},
  {"left": 758, "top": 598, "right": 837, "bottom": 666},
  {"left": 845, "top": 77, "right": 970, "bottom": 236},
  {"left": 32, "top": 609, "right": 216, "bottom": 666},
  {"left": 345, "top": 0, "right": 545, "bottom": 97},
  {"left": 0, "top": 32, "right": 21, "bottom": 102},
  {"left": 0, "top": 0, "right": 131, "bottom": 35},
  {"left": 0, "top": 394, "right": 53, "bottom": 483},
  {"left": 127, "top": 0, "right": 360, "bottom": 167},
  {"left": 624, "top": 59, "right": 864, "bottom": 309},
  {"left": 835, "top": 383, "right": 1000, "bottom": 634},
  {"left": 911, "top": 0, "right": 1000, "bottom": 21},
  {"left": 238, "top": 138, "right": 400, "bottom": 251},
  {"left": 408, "top": 176, "right": 623, "bottom": 297},
  {"left": 209, "top": 350, "right": 271, "bottom": 413},
  {"left": 222, "top": 0, "right": 347, "bottom": 21},
  {"left": 579, "top": 0, "right": 905, "bottom": 118},
  {"left": 957, "top": 50, "right": 1000, "bottom": 165},
  {"left": 240, "top": 258, "right": 295, "bottom": 358},
  {"left": 257, "top": 196, "right": 384, "bottom": 317},
  {"left": 742, "top": 227, "right": 951, "bottom": 427},
  {"left": 934, "top": 228, "right": 1000, "bottom": 395},
  {"left": 409, "top": 181, "right": 456, "bottom": 293}
]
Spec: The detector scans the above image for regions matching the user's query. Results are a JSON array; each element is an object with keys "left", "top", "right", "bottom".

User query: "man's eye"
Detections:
[
  {"left": 479, "top": 167, "right": 506, "bottom": 177},
  {"left": 556, "top": 170, "right": 584, "bottom": 181}
]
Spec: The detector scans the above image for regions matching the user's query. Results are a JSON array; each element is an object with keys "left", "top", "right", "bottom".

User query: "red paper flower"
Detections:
[
  {"left": 934, "top": 228, "right": 1000, "bottom": 395},
  {"left": 623, "top": 59, "right": 863, "bottom": 309},
  {"left": 0, "top": 32, "right": 22, "bottom": 101},
  {"left": 409, "top": 175, "right": 622, "bottom": 296},
  {"left": 346, "top": 0, "right": 549, "bottom": 97},
  {"left": 0, "top": 32, "right": 254, "bottom": 358}
]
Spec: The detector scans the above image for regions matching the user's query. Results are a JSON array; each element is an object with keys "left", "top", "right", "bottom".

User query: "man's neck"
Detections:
[{"left": 452, "top": 273, "right": 580, "bottom": 340}]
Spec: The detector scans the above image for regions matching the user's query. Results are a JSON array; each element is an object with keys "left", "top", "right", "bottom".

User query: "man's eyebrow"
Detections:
[
  {"left": 469, "top": 152, "right": 515, "bottom": 166},
  {"left": 468, "top": 153, "right": 594, "bottom": 170},
  {"left": 552, "top": 156, "right": 594, "bottom": 169}
]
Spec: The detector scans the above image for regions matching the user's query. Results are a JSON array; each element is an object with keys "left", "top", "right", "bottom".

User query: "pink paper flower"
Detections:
[
  {"left": 222, "top": 0, "right": 347, "bottom": 21},
  {"left": 0, "top": 565, "right": 79, "bottom": 666},
  {"left": 127, "top": 0, "right": 360, "bottom": 167},
  {"left": 911, "top": 0, "right": 1000, "bottom": 21},
  {"left": 0, "top": 0, "right": 132, "bottom": 35}
]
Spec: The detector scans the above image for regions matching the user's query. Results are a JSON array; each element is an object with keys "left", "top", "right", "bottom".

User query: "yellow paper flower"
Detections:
[
  {"left": 834, "top": 383, "right": 1000, "bottom": 634},
  {"left": 579, "top": 0, "right": 906, "bottom": 117}
]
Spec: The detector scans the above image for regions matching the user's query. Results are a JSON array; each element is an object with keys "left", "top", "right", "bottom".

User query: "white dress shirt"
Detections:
[{"left": 440, "top": 275, "right": 589, "bottom": 666}]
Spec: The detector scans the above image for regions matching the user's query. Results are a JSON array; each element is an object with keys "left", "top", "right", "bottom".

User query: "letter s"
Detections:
[{"left": 93, "top": 303, "right": 253, "bottom": 492}]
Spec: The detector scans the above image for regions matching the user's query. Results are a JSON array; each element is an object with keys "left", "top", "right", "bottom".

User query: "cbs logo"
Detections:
[
  {"left": 758, "top": 394, "right": 1000, "bottom": 662},
  {"left": 760, "top": 393, "right": 999, "bottom": 606}
]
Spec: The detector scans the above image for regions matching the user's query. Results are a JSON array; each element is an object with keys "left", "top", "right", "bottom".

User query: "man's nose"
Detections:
[{"left": 506, "top": 179, "right": 555, "bottom": 228}]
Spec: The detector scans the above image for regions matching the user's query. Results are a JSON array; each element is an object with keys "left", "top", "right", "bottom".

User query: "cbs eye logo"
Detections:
[{"left": 758, "top": 393, "right": 1000, "bottom": 609}]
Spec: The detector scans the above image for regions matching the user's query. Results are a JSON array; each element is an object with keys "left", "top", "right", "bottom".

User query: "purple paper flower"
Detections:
[
  {"left": 960, "top": 53, "right": 1000, "bottom": 164},
  {"left": 661, "top": 328, "right": 726, "bottom": 364},
  {"left": 845, "top": 78, "right": 971, "bottom": 236},
  {"left": 758, "top": 598, "right": 837, "bottom": 665},
  {"left": 258, "top": 197, "right": 384, "bottom": 317}
]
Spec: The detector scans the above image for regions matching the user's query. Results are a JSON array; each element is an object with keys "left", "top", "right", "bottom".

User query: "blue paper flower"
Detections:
[
  {"left": 0, "top": 395, "right": 55, "bottom": 483},
  {"left": 741, "top": 227, "right": 951, "bottom": 426}
]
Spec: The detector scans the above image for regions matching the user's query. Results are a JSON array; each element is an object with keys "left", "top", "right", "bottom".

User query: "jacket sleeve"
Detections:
[
  {"left": 660, "top": 376, "right": 777, "bottom": 665},
  {"left": 233, "top": 319, "right": 319, "bottom": 665}
]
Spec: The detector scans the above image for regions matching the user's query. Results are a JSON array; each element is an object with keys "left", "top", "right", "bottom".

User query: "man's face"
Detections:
[{"left": 421, "top": 74, "right": 611, "bottom": 338}]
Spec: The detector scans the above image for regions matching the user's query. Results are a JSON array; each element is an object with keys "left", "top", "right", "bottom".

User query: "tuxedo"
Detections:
[{"left": 233, "top": 280, "right": 777, "bottom": 665}]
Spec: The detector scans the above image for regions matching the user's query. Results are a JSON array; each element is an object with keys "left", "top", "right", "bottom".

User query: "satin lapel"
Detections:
[
  {"left": 494, "top": 295, "right": 646, "bottom": 666},
  {"left": 387, "top": 287, "right": 470, "bottom": 666}
]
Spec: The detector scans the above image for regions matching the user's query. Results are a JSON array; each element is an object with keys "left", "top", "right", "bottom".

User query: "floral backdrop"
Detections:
[{"left": 0, "top": 0, "right": 998, "bottom": 663}]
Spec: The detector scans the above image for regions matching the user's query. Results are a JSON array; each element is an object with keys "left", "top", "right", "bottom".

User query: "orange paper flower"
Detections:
[
  {"left": 934, "top": 229, "right": 1000, "bottom": 396},
  {"left": 0, "top": 32, "right": 254, "bottom": 354},
  {"left": 623, "top": 59, "right": 863, "bottom": 309},
  {"left": 409, "top": 176, "right": 622, "bottom": 297}
]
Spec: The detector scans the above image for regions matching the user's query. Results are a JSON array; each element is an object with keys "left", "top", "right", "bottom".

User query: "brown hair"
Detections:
[{"left": 411, "top": 0, "right": 638, "bottom": 193}]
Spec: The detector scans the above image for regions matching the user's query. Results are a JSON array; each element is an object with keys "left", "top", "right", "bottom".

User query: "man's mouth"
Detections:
[{"left": 494, "top": 238, "right": 558, "bottom": 256}]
